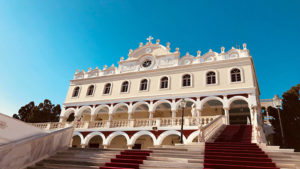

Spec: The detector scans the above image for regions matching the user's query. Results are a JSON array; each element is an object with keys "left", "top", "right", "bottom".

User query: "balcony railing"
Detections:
[{"left": 29, "top": 115, "right": 219, "bottom": 130}]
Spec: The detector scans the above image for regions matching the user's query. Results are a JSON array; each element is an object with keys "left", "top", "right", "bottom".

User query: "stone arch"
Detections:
[
  {"left": 132, "top": 102, "right": 150, "bottom": 112},
  {"left": 63, "top": 108, "right": 76, "bottom": 118},
  {"left": 94, "top": 105, "right": 110, "bottom": 121},
  {"left": 132, "top": 102, "right": 150, "bottom": 119},
  {"left": 152, "top": 100, "right": 172, "bottom": 118},
  {"left": 201, "top": 97, "right": 224, "bottom": 117},
  {"left": 227, "top": 96, "right": 249, "bottom": 108},
  {"left": 187, "top": 130, "right": 200, "bottom": 143},
  {"left": 76, "top": 106, "right": 92, "bottom": 116},
  {"left": 76, "top": 106, "right": 92, "bottom": 122},
  {"left": 156, "top": 130, "right": 187, "bottom": 145},
  {"left": 200, "top": 96, "right": 224, "bottom": 109},
  {"left": 129, "top": 131, "right": 156, "bottom": 146},
  {"left": 175, "top": 98, "right": 196, "bottom": 117},
  {"left": 228, "top": 97, "right": 251, "bottom": 125},
  {"left": 112, "top": 103, "right": 129, "bottom": 114},
  {"left": 71, "top": 131, "right": 84, "bottom": 148},
  {"left": 83, "top": 131, "right": 106, "bottom": 146},
  {"left": 152, "top": 100, "right": 172, "bottom": 111},
  {"left": 104, "top": 131, "right": 130, "bottom": 146}
]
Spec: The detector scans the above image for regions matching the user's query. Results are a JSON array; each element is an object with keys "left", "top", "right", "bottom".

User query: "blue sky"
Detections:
[{"left": 0, "top": 0, "right": 299, "bottom": 116}]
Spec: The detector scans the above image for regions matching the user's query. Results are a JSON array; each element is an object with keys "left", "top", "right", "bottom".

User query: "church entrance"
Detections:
[{"left": 229, "top": 100, "right": 251, "bottom": 125}]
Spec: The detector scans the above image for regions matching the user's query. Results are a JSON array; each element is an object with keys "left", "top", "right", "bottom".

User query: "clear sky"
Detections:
[{"left": 0, "top": 0, "right": 299, "bottom": 116}]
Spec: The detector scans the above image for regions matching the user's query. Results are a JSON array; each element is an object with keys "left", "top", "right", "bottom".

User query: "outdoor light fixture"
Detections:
[
  {"left": 179, "top": 98, "right": 187, "bottom": 144},
  {"left": 272, "top": 95, "right": 285, "bottom": 146}
]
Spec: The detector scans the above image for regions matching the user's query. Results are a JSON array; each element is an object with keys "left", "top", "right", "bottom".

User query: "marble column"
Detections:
[{"left": 223, "top": 107, "right": 229, "bottom": 125}]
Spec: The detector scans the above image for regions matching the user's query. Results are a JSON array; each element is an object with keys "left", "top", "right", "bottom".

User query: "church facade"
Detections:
[{"left": 57, "top": 37, "right": 264, "bottom": 149}]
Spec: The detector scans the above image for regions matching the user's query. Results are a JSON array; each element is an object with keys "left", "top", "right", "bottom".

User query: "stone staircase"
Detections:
[
  {"left": 27, "top": 144, "right": 207, "bottom": 169},
  {"left": 27, "top": 125, "right": 300, "bottom": 169}
]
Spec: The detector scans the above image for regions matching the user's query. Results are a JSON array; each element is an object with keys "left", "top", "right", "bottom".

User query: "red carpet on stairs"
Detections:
[
  {"left": 203, "top": 125, "right": 279, "bottom": 169},
  {"left": 99, "top": 150, "right": 152, "bottom": 169}
]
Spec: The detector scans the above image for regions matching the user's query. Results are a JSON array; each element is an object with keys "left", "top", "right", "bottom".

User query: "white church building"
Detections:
[{"left": 33, "top": 37, "right": 265, "bottom": 149}]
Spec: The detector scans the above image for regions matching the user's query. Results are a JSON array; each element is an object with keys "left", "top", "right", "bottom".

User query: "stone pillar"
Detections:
[
  {"left": 128, "top": 112, "right": 133, "bottom": 120},
  {"left": 171, "top": 110, "right": 176, "bottom": 126},
  {"left": 149, "top": 111, "right": 154, "bottom": 119},
  {"left": 197, "top": 109, "right": 202, "bottom": 125},
  {"left": 103, "top": 144, "right": 108, "bottom": 149},
  {"left": 81, "top": 144, "right": 86, "bottom": 148},
  {"left": 90, "top": 114, "right": 96, "bottom": 122},
  {"left": 266, "top": 109, "right": 270, "bottom": 123},
  {"left": 223, "top": 107, "right": 229, "bottom": 125},
  {"left": 127, "top": 144, "right": 133, "bottom": 149}
]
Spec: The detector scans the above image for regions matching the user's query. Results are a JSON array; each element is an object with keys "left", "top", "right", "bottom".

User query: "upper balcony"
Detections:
[{"left": 30, "top": 115, "right": 219, "bottom": 131}]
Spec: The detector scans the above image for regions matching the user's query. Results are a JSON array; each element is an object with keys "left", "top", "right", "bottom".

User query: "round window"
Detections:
[{"left": 142, "top": 60, "right": 152, "bottom": 68}]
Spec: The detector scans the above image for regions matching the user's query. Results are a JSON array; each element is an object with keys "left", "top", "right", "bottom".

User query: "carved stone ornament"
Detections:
[{"left": 0, "top": 120, "right": 8, "bottom": 129}]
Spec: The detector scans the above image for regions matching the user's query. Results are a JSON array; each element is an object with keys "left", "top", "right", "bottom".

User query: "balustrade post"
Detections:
[
  {"left": 46, "top": 123, "right": 51, "bottom": 130},
  {"left": 184, "top": 117, "right": 190, "bottom": 126},
  {"left": 156, "top": 118, "right": 161, "bottom": 127}
]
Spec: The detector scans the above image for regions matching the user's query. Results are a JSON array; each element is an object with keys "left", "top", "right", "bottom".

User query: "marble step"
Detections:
[
  {"left": 29, "top": 162, "right": 99, "bottom": 169},
  {"left": 141, "top": 160, "right": 203, "bottom": 168},
  {"left": 147, "top": 156, "right": 204, "bottom": 162}
]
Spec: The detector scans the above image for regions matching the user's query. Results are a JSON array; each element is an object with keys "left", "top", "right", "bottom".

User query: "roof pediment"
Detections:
[{"left": 127, "top": 43, "right": 171, "bottom": 61}]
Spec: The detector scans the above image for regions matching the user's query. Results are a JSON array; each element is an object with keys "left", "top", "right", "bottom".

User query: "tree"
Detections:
[
  {"left": 268, "top": 84, "right": 300, "bottom": 151},
  {"left": 13, "top": 99, "right": 61, "bottom": 123}
]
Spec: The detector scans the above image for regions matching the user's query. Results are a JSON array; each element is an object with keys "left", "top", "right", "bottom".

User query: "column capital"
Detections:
[{"left": 223, "top": 107, "right": 230, "bottom": 110}]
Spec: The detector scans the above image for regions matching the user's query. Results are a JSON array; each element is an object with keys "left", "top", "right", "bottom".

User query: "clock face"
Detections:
[{"left": 142, "top": 60, "right": 152, "bottom": 68}]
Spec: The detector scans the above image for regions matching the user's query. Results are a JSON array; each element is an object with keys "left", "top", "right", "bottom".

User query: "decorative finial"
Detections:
[
  {"left": 139, "top": 42, "right": 143, "bottom": 47},
  {"left": 120, "top": 57, "right": 124, "bottom": 61},
  {"left": 95, "top": 66, "right": 99, "bottom": 70},
  {"left": 232, "top": 46, "right": 235, "bottom": 49},
  {"left": 111, "top": 64, "right": 115, "bottom": 67},
  {"left": 243, "top": 43, "right": 247, "bottom": 50},
  {"left": 88, "top": 67, "right": 92, "bottom": 72},
  {"left": 156, "top": 39, "right": 160, "bottom": 44},
  {"left": 186, "top": 52, "right": 189, "bottom": 56},
  {"left": 129, "top": 49, "right": 133, "bottom": 54},
  {"left": 176, "top": 47, "right": 179, "bottom": 52},
  {"left": 209, "top": 49, "right": 212, "bottom": 52},
  {"left": 147, "top": 36, "right": 153, "bottom": 44},
  {"left": 76, "top": 69, "right": 79, "bottom": 73},
  {"left": 167, "top": 42, "right": 170, "bottom": 48},
  {"left": 221, "top": 47, "right": 225, "bottom": 53},
  {"left": 197, "top": 50, "right": 201, "bottom": 57},
  {"left": 103, "top": 65, "right": 107, "bottom": 70}
]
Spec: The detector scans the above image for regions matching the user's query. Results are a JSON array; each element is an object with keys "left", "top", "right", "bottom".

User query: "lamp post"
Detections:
[
  {"left": 272, "top": 95, "right": 285, "bottom": 146},
  {"left": 179, "top": 98, "right": 187, "bottom": 144}
]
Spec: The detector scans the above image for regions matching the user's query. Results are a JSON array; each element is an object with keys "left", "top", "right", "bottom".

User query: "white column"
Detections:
[
  {"left": 128, "top": 112, "right": 133, "bottom": 120},
  {"left": 197, "top": 109, "right": 202, "bottom": 125},
  {"left": 90, "top": 114, "right": 96, "bottom": 122},
  {"left": 224, "top": 107, "right": 229, "bottom": 125},
  {"left": 59, "top": 116, "right": 66, "bottom": 123},
  {"left": 172, "top": 109, "right": 176, "bottom": 118},
  {"left": 149, "top": 111, "right": 154, "bottom": 119}
]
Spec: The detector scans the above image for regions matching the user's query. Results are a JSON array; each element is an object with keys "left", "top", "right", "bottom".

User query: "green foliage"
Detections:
[
  {"left": 12, "top": 99, "right": 61, "bottom": 123},
  {"left": 268, "top": 84, "right": 300, "bottom": 151}
]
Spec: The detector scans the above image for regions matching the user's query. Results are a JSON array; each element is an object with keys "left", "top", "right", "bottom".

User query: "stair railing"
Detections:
[{"left": 201, "top": 115, "right": 225, "bottom": 142}]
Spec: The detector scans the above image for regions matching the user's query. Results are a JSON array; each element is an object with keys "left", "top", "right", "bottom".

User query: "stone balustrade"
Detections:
[{"left": 29, "top": 115, "right": 219, "bottom": 130}]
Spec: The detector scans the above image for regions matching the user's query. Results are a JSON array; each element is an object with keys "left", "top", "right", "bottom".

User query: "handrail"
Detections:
[{"left": 201, "top": 115, "right": 225, "bottom": 142}]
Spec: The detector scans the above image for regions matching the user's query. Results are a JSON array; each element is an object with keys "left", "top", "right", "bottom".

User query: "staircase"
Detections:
[{"left": 204, "top": 125, "right": 279, "bottom": 169}]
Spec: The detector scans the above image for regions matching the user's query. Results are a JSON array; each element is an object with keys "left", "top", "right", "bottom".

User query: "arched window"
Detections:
[
  {"left": 103, "top": 83, "right": 111, "bottom": 94},
  {"left": 207, "top": 71, "right": 216, "bottom": 84},
  {"left": 231, "top": 68, "right": 241, "bottom": 82},
  {"left": 72, "top": 87, "right": 80, "bottom": 97},
  {"left": 121, "top": 81, "right": 129, "bottom": 93},
  {"left": 140, "top": 79, "right": 148, "bottom": 91},
  {"left": 182, "top": 74, "right": 191, "bottom": 87},
  {"left": 160, "top": 77, "right": 169, "bottom": 89},
  {"left": 87, "top": 85, "right": 95, "bottom": 96}
]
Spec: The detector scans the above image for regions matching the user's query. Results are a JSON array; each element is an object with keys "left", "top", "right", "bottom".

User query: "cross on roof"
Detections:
[{"left": 147, "top": 36, "right": 154, "bottom": 43}]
